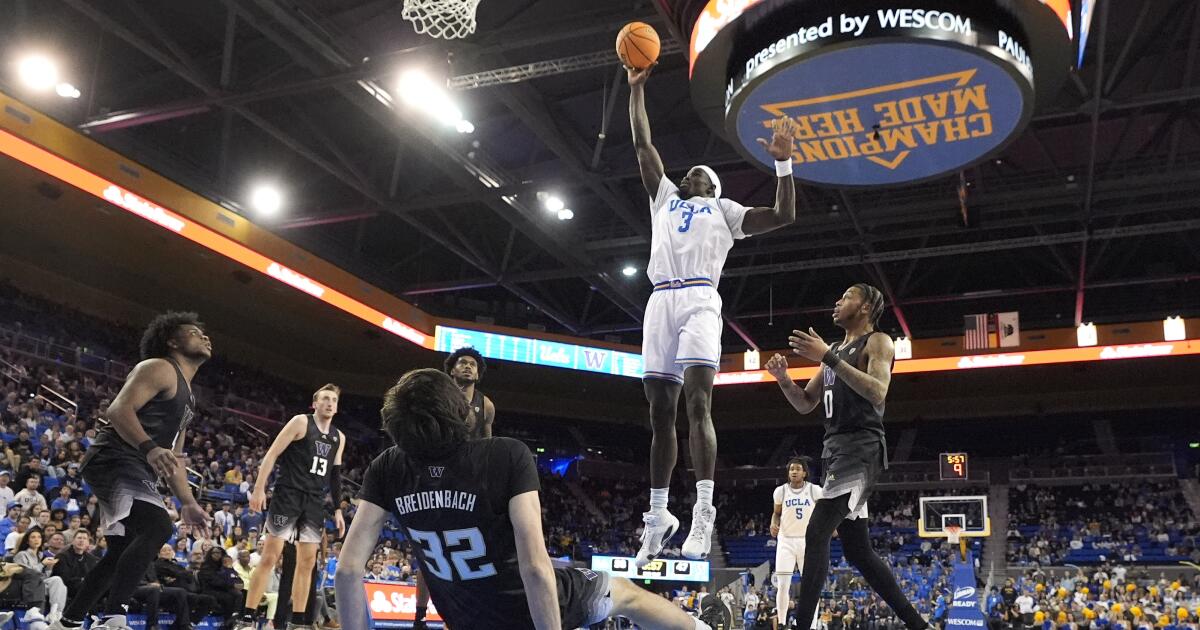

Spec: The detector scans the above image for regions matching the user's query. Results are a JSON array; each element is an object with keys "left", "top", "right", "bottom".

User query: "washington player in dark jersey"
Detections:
[
  {"left": 336, "top": 368, "right": 732, "bottom": 630},
  {"left": 236, "top": 384, "right": 346, "bottom": 630},
  {"left": 765, "top": 284, "right": 929, "bottom": 630},
  {"left": 444, "top": 347, "right": 495, "bottom": 438},
  {"left": 50, "top": 312, "right": 212, "bottom": 630}
]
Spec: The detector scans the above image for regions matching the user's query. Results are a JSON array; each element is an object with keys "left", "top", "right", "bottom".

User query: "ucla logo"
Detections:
[{"left": 669, "top": 198, "right": 712, "bottom": 233}]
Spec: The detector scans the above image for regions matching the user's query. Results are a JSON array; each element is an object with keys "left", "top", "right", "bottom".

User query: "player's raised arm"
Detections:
[
  {"left": 510, "top": 489, "right": 562, "bottom": 630},
  {"left": 741, "top": 116, "right": 798, "bottom": 236},
  {"left": 766, "top": 353, "right": 824, "bottom": 415},
  {"left": 628, "top": 64, "right": 666, "bottom": 200},
  {"left": 334, "top": 499, "right": 388, "bottom": 630},
  {"left": 790, "top": 328, "right": 894, "bottom": 407}
]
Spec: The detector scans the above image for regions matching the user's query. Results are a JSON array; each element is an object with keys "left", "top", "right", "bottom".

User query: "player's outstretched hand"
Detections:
[
  {"left": 789, "top": 327, "right": 831, "bottom": 362},
  {"left": 146, "top": 446, "right": 178, "bottom": 479},
  {"left": 249, "top": 487, "right": 267, "bottom": 513},
  {"left": 626, "top": 63, "right": 656, "bottom": 86},
  {"left": 334, "top": 510, "right": 346, "bottom": 539},
  {"left": 757, "top": 115, "right": 798, "bottom": 162},
  {"left": 770, "top": 522, "right": 780, "bottom": 538},
  {"left": 181, "top": 502, "right": 211, "bottom": 538},
  {"left": 765, "top": 353, "right": 790, "bottom": 381}
]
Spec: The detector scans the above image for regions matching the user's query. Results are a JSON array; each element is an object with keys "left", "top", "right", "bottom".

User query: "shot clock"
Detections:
[{"left": 940, "top": 452, "right": 969, "bottom": 480}]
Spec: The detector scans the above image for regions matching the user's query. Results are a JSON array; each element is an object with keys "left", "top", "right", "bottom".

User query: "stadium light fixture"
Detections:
[
  {"left": 54, "top": 82, "right": 81, "bottom": 99},
  {"left": 542, "top": 195, "right": 565, "bottom": 213},
  {"left": 621, "top": 265, "right": 637, "bottom": 277},
  {"left": 1076, "top": 322, "right": 1098, "bottom": 347},
  {"left": 17, "top": 54, "right": 58, "bottom": 91},
  {"left": 556, "top": 208, "right": 574, "bottom": 221},
  {"left": 1164, "top": 316, "right": 1186, "bottom": 341},
  {"left": 249, "top": 184, "right": 283, "bottom": 217},
  {"left": 397, "top": 68, "right": 473, "bottom": 133}
]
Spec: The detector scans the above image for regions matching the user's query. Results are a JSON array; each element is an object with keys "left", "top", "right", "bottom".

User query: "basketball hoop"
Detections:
[
  {"left": 946, "top": 525, "right": 962, "bottom": 545},
  {"left": 402, "top": 0, "right": 481, "bottom": 39}
]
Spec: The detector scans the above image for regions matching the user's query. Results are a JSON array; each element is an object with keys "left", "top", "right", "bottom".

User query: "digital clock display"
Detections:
[{"left": 940, "top": 452, "right": 969, "bottom": 480}]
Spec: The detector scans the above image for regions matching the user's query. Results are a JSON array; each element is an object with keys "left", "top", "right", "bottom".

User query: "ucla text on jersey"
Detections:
[{"left": 669, "top": 198, "right": 713, "bottom": 233}]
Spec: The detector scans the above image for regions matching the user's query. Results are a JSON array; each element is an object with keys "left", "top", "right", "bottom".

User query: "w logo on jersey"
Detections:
[
  {"left": 428, "top": 466, "right": 445, "bottom": 478},
  {"left": 315, "top": 442, "right": 332, "bottom": 458}
]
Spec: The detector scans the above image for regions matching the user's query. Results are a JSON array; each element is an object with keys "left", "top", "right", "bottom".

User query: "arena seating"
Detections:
[{"left": 1006, "top": 481, "right": 1198, "bottom": 565}]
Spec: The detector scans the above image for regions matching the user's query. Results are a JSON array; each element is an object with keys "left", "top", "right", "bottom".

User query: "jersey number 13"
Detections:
[{"left": 309, "top": 456, "right": 328, "bottom": 476}]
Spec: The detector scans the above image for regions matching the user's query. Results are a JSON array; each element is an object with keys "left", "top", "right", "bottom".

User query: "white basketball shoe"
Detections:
[{"left": 634, "top": 508, "right": 680, "bottom": 567}]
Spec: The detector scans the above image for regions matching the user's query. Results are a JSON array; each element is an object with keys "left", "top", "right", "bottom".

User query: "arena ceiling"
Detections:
[{"left": 5, "top": 0, "right": 1200, "bottom": 352}]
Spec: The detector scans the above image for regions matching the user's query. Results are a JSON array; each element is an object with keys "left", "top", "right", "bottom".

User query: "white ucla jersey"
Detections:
[
  {"left": 647, "top": 175, "right": 750, "bottom": 287},
  {"left": 774, "top": 482, "right": 822, "bottom": 538}
]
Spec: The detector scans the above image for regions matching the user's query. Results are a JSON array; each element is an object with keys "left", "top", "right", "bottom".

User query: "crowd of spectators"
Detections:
[
  {"left": 3, "top": 282, "right": 1200, "bottom": 630},
  {"left": 1007, "top": 483, "right": 1199, "bottom": 565},
  {"left": 982, "top": 566, "right": 1200, "bottom": 630}
]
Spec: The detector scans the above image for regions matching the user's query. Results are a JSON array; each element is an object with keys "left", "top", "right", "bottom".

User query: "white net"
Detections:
[
  {"left": 402, "top": 0, "right": 481, "bottom": 40},
  {"left": 946, "top": 525, "right": 962, "bottom": 544}
]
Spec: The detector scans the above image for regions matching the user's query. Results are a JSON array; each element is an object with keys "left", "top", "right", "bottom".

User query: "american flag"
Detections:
[{"left": 963, "top": 314, "right": 993, "bottom": 350}]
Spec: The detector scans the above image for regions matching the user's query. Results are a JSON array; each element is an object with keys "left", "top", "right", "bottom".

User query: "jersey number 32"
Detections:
[{"left": 408, "top": 527, "right": 497, "bottom": 581}]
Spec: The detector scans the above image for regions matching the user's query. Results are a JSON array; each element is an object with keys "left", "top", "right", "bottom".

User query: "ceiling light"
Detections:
[
  {"left": 543, "top": 195, "right": 565, "bottom": 212},
  {"left": 556, "top": 208, "right": 574, "bottom": 221},
  {"left": 249, "top": 184, "right": 283, "bottom": 217},
  {"left": 397, "top": 68, "right": 468, "bottom": 131},
  {"left": 621, "top": 265, "right": 637, "bottom": 277},
  {"left": 55, "top": 82, "right": 80, "bottom": 99},
  {"left": 17, "top": 55, "right": 58, "bottom": 91}
]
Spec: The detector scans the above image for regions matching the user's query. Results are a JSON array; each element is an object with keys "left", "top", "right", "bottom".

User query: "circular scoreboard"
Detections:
[{"left": 679, "top": 0, "right": 1074, "bottom": 188}]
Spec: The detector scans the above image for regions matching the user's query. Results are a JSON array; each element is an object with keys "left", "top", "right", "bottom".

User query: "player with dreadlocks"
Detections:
[{"left": 764, "top": 284, "right": 931, "bottom": 630}]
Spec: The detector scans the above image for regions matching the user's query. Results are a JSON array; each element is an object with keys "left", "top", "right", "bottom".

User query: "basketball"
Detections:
[{"left": 616, "top": 22, "right": 660, "bottom": 70}]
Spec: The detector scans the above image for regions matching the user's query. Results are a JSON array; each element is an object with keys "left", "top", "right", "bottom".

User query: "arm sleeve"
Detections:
[
  {"left": 356, "top": 453, "right": 390, "bottom": 509},
  {"left": 329, "top": 465, "right": 343, "bottom": 506},
  {"left": 650, "top": 175, "right": 678, "bottom": 214},
  {"left": 721, "top": 198, "right": 750, "bottom": 240},
  {"left": 505, "top": 439, "right": 540, "bottom": 500}
]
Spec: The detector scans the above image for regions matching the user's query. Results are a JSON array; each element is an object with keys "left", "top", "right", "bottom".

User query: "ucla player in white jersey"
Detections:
[
  {"left": 627, "top": 62, "right": 798, "bottom": 567},
  {"left": 771, "top": 457, "right": 835, "bottom": 629}
]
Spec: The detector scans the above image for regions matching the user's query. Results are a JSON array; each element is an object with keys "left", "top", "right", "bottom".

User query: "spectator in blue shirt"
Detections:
[
  {"left": 0, "top": 502, "right": 21, "bottom": 539},
  {"left": 50, "top": 485, "right": 80, "bottom": 515}
]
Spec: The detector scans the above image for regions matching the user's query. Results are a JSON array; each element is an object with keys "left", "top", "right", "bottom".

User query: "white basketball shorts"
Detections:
[
  {"left": 775, "top": 535, "right": 807, "bottom": 575},
  {"left": 641, "top": 279, "right": 722, "bottom": 383}
]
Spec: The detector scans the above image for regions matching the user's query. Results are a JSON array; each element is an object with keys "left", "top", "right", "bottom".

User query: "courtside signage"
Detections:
[
  {"left": 364, "top": 581, "right": 445, "bottom": 627},
  {"left": 591, "top": 555, "right": 710, "bottom": 582},
  {"left": 0, "top": 127, "right": 432, "bottom": 349},
  {"left": 435, "top": 325, "right": 644, "bottom": 378}
]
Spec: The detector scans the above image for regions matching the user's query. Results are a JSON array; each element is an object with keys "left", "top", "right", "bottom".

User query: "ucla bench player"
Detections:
[{"left": 627, "top": 61, "right": 799, "bottom": 567}]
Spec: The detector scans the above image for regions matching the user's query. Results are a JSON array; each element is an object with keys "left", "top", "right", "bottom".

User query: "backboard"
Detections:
[{"left": 917, "top": 495, "right": 990, "bottom": 539}]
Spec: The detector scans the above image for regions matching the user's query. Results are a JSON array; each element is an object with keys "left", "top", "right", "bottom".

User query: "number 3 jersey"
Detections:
[
  {"left": 276, "top": 414, "right": 338, "bottom": 497},
  {"left": 359, "top": 437, "right": 541, "bottom": 628}
]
